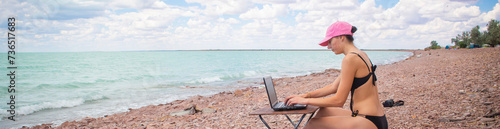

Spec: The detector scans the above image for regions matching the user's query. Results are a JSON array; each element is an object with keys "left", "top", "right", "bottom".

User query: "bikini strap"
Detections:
[
  {"left": 350, "top": 52, "right": 377, "bottom": 85},
  {"left": 350, "top": 52, "right": 371, "bottom": 72}
]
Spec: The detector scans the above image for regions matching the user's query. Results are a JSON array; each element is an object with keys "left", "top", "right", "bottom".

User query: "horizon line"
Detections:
[{"left": 7, "top": 48, "right": 422, "bottom": 53}]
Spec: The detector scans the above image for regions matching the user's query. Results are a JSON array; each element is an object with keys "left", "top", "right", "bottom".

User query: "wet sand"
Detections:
[{"left": 27, "top": 47, "right": 499, "bottom": 128}]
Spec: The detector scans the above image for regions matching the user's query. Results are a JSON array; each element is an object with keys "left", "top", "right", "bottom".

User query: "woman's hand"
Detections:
[{"left": 285, "top": 94, "right": 308, "bottom": 106}]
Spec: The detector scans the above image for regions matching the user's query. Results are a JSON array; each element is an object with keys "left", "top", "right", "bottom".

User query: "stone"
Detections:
[
  {"left": 483, "top": 102, "right": 493, "bottom": 105},
  {"left": 169, "top": 110, "right": 192, "bottom": 116},
  {"left": 234, "top": 89, "right": 243, "bottom": 97},
  {"left": 462, "top": 112, "right": 471, "bottom": 117},
  {"left": 458, "top": 90, "right": 466, "bottom": 94},
  {"left": 469, "top": 94, "right": 477, "bottom": 97},
  {"left": 438, "top": 117, "right": 450, "bottom": 122},
  {"left": 202, "top": 108, "right": 217, "bottom": 114},
  {"left": 421, "top": 123, "right": 432, "bottom": 127},
  {"left": 483, "top": 111, "right": 500, "bottom": 118},
  {"left": 449, "top": 117, "right": 465, "bottom": 122},
  {"left": 170, "top": 104, "right": 198, "bottom": 116},
  {"left": 480, "top": 117, "right": 495, "bottom": 122},
  {"left": 244, "top": 91, "right": 251, "bottom": 97}
]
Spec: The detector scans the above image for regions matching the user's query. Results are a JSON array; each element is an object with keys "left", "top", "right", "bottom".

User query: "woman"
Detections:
[{"left": 285, "top": 21, "right": 388, "bottom": 129}]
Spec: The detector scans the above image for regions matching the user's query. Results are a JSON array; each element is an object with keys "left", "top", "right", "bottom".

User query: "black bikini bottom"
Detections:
[{"left": 365, "top": 115, "right": 388, "bottom": 129}]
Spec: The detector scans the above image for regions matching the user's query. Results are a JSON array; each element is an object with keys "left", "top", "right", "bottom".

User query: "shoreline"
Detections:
[{"left": 25, "top": 48, "right": 499, "bottom": 128}]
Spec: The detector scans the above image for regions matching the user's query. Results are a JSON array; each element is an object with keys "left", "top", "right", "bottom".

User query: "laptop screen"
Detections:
[{"left": 263, "top": 76, "right": 278, "bottom": 106}]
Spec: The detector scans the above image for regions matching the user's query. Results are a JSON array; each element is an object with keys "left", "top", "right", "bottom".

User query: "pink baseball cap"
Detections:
[{"left": 318, "top": 21, "right": 353, "bottom": 46}]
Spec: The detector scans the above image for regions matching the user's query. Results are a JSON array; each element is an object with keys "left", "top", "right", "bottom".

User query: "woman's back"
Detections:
[{"left": 349, "top": 51, "right": 385, "bottom": 116}]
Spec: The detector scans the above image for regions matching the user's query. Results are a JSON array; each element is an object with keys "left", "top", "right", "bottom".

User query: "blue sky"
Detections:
[{"left": 1, "top": 0, "right": 499, "bottom": 52}]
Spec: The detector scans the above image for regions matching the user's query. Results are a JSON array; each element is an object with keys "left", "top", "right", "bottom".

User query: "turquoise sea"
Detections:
[{"left": 0, "top": 50, "right": 412, "bottom": 128}]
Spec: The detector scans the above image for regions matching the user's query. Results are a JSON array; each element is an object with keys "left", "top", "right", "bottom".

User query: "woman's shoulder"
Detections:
[
  {"left": 342, "top": 53, "right": 359, "bottom": 62},
  {"left": 344, "top": 51, "right": 366, "bottom": 60},
  {"left": 343, "top": 51, "right": 370, "bottom": 66}
]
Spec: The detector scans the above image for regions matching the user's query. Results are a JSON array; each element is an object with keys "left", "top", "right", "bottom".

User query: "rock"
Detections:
[
  {"left": 469, "top": 94, "right": 476, "bottom": 97},
  {"left": 449, "top": 117, "right": 465, "bottom": 122},
  {"left": 170, "top": 104, "right": 198, "bottom": 116},
  {"left": 209, "top": 101, "right": 217, "bottom": 106},
  {"left": 458, "top": 90, "right": 466, "bottom": 94},
  {"left": 438, "top": 117, "right": 450, "bottom": 122},
  {"left": 186, "top": 105, "right": 197, "bottom": 115},
  {"left": 483, "top": 102, "right": 493, "bottom": 105},
  {"left": 462, "top": 112, "right": 471, "bottom": 117},
  {"left": 169, "top": 110, "right": 193, "bottom": 116},
  {"left": 234, "top": 89, "right": 243, "bottom": 97},
  {"left": 202, "top": 108, "right": 217, "bottom": 114},
  {"left": 421, "top": 123, "right": 432, "bottom": 127},
  {"left": 244, "top": 91, "right": 251, "bottom": 97},
  {"left": 195, "top": 105, "right": 203, "bottom": 111},
  {"left": 483, "top": 111, "right": 500, "bottom": 118},
  {"left": 480, "top": 117, "right": 495, "bottom": 122}
]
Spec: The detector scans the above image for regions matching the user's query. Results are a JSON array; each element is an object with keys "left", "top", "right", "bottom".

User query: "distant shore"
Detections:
[
  {"left": 8, "top": 48, "right": 421, "bottom": 53},
  {"left": 26, "top": 47, "right": 499, "bottom": 128},
  {"left": 155, "top": 48, "right": 421, "bottom": 51}
]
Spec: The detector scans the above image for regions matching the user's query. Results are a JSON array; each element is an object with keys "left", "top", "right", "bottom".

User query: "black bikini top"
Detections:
[{"left": 349, "top": 52, "right": 377, "bottom": 117}]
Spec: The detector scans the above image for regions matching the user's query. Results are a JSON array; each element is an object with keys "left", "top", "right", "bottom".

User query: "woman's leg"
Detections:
[
  {"left": 313, "top": 107, "right": 352, "bottom": 118},
  {"left": 305, "top": 107, "right": 378, "bottom": 129},
  {"left": 304, "top": 116, "right": 377, "bottom": 129}
]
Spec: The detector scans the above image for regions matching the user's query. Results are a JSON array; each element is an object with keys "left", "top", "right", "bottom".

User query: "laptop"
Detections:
[{"left": 263, "top": 76, "right": 307, "bottom": 111}]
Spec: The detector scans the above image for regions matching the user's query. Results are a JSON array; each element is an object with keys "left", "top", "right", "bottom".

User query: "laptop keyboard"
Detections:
[
  {"left": 276, "top": 103, "right": 285, "bottom": 108},
  {"left": 276, "top": 102, "right": 292, "bottom": 108}
]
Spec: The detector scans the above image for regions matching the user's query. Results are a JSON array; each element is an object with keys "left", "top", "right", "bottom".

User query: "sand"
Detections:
[{"left": 25, "top": 47, "right": 499, "bottom": 129}]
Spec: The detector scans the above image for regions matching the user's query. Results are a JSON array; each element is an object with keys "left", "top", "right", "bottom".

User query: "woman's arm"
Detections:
[
  {"left": 287, "top": 54, "right": 357, "bottom": 107},
  {"left": 306, "top": 76, "right": 341, "bottom": 98},
  {"left": 285, "top": 74, "right": 340, "bottom": 104}
]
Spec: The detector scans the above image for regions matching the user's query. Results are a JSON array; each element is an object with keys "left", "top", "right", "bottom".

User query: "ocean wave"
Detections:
[
  {"left": 35, "top": 83, "right": 82, "bottom": 89},
  {"left": 0, "top": 95, "right": 107, "bottom": 118},
  {"left": 33, "top": 77, "right": 139, "bottom": 90},
  {"left": 190, "top": 76, "right": 223, "bottom": 84},
  {"left": 188, "top": 70, "right": 266, "bottom": 84}
]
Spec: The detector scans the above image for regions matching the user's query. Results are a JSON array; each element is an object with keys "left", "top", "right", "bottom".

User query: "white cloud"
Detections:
[
  {"left": 289, "top": 0, "right": 359, "bottom": 11},
  {"left": 251, "top": 0, "right": 296, "bottom": 4},
  {"left": 108, "top": 0, "right": 158, "bottom": 9},
  {"left": 1, "top": 0, "right": 499, "bottom": 52},
  {"left": 185, "top": 0, "right": 253, "bottom": 16},
  {"left": 482, "top": 2, "right": 500, "bottom": 21},
  {"left": 239, "top": 4, "right": 288, "bottom": 20}
]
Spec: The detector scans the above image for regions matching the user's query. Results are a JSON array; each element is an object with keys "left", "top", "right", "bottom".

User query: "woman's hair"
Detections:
[{"left": 345, "top": 26, "right": 357, "bottom": 42}]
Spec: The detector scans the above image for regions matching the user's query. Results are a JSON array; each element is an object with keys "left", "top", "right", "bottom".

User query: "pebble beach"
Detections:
[{"left": 26, "top": 47, "right": 499, "bottom": 129}]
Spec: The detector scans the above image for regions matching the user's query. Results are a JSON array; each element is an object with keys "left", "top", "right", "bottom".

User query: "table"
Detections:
[{"left": 249, "top": 106, "right": 319, "bottom": 129}]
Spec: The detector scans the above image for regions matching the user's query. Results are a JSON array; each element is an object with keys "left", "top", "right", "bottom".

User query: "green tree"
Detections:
[
  {"left": 471, "top": 25, "right": 482, "bottom": 45},
  {"left": 454, "top": 31, "right": 471, "bottom": 48},
  {"left": 458, "top": 41, "right": 468, "bottom": 48},
  {"left": 451, "top": 37, "right": 459, "bottom": 46},
  {"left": 486, "top": 19, "right": 500, "bottom": 47},
  {"left": 461, "top": 31, "right": 471, "bottom": 45},
  {"left": 450, "top": 19, "right": 498, "bottom": 48},
  {"left": 481, "top": 31, "right": 489, "bottom": 46},
  {"left": 428, "top": 40, "right": 441, "bottom": 49}
]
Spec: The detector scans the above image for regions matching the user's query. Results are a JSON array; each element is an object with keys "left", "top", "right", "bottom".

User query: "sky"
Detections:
[{"left": 1, "top": 0, "right": 499, "bottom": 52}]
